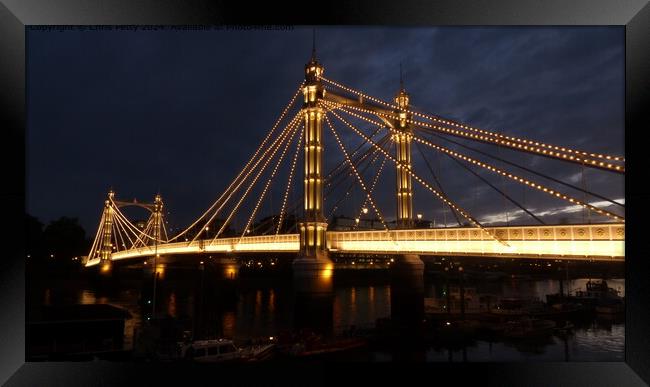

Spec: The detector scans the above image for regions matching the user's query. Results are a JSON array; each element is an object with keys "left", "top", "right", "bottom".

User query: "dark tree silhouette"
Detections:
[{"left": 42, "top": 216, "right": 88, "bottom": 260}]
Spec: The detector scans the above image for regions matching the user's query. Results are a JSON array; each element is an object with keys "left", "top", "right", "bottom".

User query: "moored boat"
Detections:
[
  {"left": 179, "top": 338, "right": 243, "bottom": 362},
  {"left": 546, "top": 279, "right": 623, "bottom": 307}
]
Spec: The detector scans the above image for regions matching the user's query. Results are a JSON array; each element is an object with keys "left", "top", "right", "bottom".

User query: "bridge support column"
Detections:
[
  {"left": 389, "top": 80, "right": 424, "bottom": 325},
  {"left": 293, "top": 48, "right": 333, "bottom": 293},
  {"left": 390, "top": 254, "right": 425, "bottom": 331},
  {"left": 393, "top": 78, "right": 414, "bottom": 229},
  {"left": 99, "top": 190, "right": 115, "bottom": 274}
]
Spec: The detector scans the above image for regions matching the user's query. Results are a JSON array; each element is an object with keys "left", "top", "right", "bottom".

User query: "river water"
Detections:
[{"left": 32, "top": 266, "right": 624, "bottom": 362}]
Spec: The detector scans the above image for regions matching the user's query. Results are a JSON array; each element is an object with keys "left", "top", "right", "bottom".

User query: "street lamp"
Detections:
[{"left": 417, "top": 213, "right": 423, "bottom": 220}]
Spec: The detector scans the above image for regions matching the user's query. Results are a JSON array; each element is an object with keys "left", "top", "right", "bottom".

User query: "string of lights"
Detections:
[
  {"left": 326, "top": 136, "right": 391, "bottom": 220},
  {"left": 209, "top": 113, "right": 302, "bottom": 245},
  {"left": 355, "top": 143, "right": 391, "bottom": 226},
  {"left": 239, "top": 121, "right": 302, "bottom": 243},
  {"left": 167, "top": 82, "right": 305, "bottom": 242},
  {"left": 322, "top": 99, "right": 623, "bottom": 174},
  {"left": 325, "top": 111, "right": 394, "bottom": 238},
  {"left": 411, "top": 132, "right": 625, "bottom": 222},
  {"left": 277, "top": 124, "right": 305, "bottom": 234},
  {"left": 324, "top": 100, "right": 624, "bottom": 223},
  {"left": 409, "top": 118, "right": 624, "bottom": 173},
  {"left": 325, "top": 105, "right": 509, "bottom": 246},
  {"left": 413, "top": 141, "right": 462, "bottom": 226},
  {"left": 86, "top": 210, "right": 106, "bottom": 262},
  {"left": 112, "top": 214, "right": 130, "bottom": 250},
  {"left": 195, "top": 111, "right": 303, "bottom": 244},
  {"left": 440, "top": 145, "right": 545, "bottom": 225},
  {"left": 110, "top": 200, "right": 165, "bottom": 245},
  {"left": 324, "top": 123, "right": 384, "bottom": 183},
  {"left": 110, "top": 202, "right": 159, "bottom": 246},
  {"left": 416, "top": 125, "right": 624, "bottom": 209},
  {"left": 319, "top": 75, "right": 624, "bottom": 164}
]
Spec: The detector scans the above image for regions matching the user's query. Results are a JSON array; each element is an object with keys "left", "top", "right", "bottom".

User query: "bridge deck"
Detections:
[{"left": 86, "top": 223, "right": 624, "bottom": 267}]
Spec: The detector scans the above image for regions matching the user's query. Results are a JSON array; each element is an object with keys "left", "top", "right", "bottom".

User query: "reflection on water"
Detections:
[{"left": 32, "top": 266, "right": 624, "bottom": 362}]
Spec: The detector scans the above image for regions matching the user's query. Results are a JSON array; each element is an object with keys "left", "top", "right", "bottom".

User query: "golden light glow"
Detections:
[
  {"left": 320, "top": 263, "right": 334, "bottom": 279},
  {"left": 155, "top": 264, "right": 165, "bottom": 279}
]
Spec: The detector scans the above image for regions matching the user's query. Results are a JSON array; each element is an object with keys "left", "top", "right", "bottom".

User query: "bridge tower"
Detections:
[
  {"left": 152, "top": 193, "right": 163, "bottom": 245},
  {"left": 99, "top": 190, "right": 116, "bottom": 272},
  {"left": 390, "top": 70, "right": 424, "bottom": 292},
  {"left": 292, "top": 45, "right": 333, "bottom": 290},
  {"left": 393, "top": 70, "right": 414, "bottom": 229}
]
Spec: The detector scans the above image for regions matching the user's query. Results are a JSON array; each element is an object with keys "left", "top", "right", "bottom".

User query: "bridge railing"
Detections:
[
  {"left": 86, "top": 233, "right": 302, "bottom": 266},
  {"left": 327, "top": 223, "right": 624, "bottom": 260},
  {"left": 86, "top": 223, "right": 624, "bottom": 266}
]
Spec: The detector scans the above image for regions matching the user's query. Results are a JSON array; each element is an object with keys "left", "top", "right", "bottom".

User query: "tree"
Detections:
[{"left": 42, "top": 217, "right": 88, "bottom": 261}]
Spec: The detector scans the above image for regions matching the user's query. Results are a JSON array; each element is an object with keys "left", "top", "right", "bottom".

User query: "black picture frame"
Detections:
[{"left": 1, "top": 1, "right": 648, "bottom": 385}]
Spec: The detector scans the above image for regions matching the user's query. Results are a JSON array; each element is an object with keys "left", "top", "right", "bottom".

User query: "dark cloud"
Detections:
[{"left": 27, "top": 26, "right": 624, "bottom": 234}]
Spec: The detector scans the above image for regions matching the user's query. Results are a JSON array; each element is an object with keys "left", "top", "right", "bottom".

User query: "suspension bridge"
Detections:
[{"left": 84, "top": 48, "right": 625, "bottom": 274}]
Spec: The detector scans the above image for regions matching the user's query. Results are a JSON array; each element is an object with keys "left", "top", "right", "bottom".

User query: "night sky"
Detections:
[{"left": 27, "top": 26, "right": 624, "bottom": 236}]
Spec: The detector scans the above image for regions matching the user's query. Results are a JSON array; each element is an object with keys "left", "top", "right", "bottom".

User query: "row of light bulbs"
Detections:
[
  {"left": 276, "top": 126, "right": 305, "bottom": 235},
  {"left": 241, "top": 121, "right": 303, "bottom": 242},
  {"left": 168, "top": 82, "right": 305, "bottom": 243},
  {"left": 196, "top": 111, "right": 303, "bottom": 246},
  {"left": 323, "top": 112, "right": 394, "bottom": 240},
  {"left": 323, "top": 102, "right": 507, "bottom": 246},
  {"left": 356, "top": 146, "right": 391, "bottom": 225},
  {"left": 318, "top": 75, "right": 624, "bottom": 163},
  {"left": 324, "top": 100, "right": 624, "bottom": 224},
  {"left": 326, "top": 98, "right": 623, "bottom": 173},
  {"left": 208, "top": 115, "right": 303, "bottom": 246}
]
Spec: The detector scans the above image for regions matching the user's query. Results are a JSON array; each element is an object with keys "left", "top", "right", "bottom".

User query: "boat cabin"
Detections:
[{"left": 181, "top": 339, "right": 241, "bottom": 362}]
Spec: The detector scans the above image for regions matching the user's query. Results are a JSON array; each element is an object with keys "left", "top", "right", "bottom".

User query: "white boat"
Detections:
[
  {"left": 179, "top": 339, "right": 242, "bottom": 362},
  {"left": 178, "top": 338, "right": 276, "bottom": 362}
]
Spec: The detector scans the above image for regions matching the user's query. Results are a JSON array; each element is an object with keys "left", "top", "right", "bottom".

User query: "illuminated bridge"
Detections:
[{"left": 85, "top": 46, "right": 625, "bottom": 271}]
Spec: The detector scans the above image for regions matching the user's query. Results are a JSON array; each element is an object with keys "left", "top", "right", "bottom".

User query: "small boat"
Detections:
[
  {"left": 238, "top": 338, "right": 277, "bottom": 361},
  {"left": 179, "top": 339, "right": 243, "bottom": 362},
  {"left": 547, "top": 280, "right": 623, "bottom": 307}
]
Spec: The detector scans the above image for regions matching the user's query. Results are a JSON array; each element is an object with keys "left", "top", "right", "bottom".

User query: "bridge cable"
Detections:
[
  {"left": 167, "top": 82, "right": 305, "bottom": 242},
  {"left": 86, "top": 210, "right": 106, "bottom": 265},
  {"left": 196, "top": 111, "right": 303, "bottom": 244},
  {"left": 415, "top": 126, "right": 625, "bottom": 209},
  {"left": 329, "top": 139, "right": 389, "bottom": 224},
  {"left": 269, "top": 133, "right": 391, "bottom": 231},
  {"left": 353, "top": 144, "right": 391, "bottom": 230},
  {"left": 209, "top": 113, "right": 302, "bottom": 245},
  {"left": 441, "top": 146, "right": 546, "bottom": 225},
  {"left": 277, "top": 123, "right": 305, "bottom": 234},
  {"left": 319, "top": 75, "right": 624, "bottom": 165},
  {"left": 324, "top": 112, "right": 395, "bottom": 241},
  {"left": 238, "top": 120, "right": 302, "bottom": 244},
  {"left": 414, "top": 141, "right": 462, "bottom": 226},
  {"left": 110, "top": 201, "right": 159, "bottom": 246},
  {"left": 325, "top": 104, "right": 509, "bottom": 246},
  {"left": 321, "top": 98, "right": 624, "bottom": 206},
  {"left": 327, "top": 135, "right": 391, "bottom": 221},
  {"left": 326, "top": 101, "right": 624, "bottom": 223}
]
